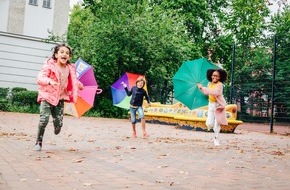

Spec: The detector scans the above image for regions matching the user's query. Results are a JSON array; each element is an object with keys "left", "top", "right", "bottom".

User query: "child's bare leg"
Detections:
[
  {"left": 141, "top": 118, "right": 146, "bottom": 134},
  {"left": 130, "top": 107, "right": 137, "bottom": 138},
  {"left": 132, "top": 123, "right": 137, "bottom": 138},
  {"left": 131, "top": 124, "right": 137, "bottom": 138},
  {"left": 141, "top": 119, "right": 149, "bottom": 138},
  {"left": 132, "top": 123, "right": 136, "bottom": 133}
]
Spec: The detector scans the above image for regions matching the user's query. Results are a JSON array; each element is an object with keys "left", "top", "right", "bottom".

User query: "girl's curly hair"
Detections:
[
  {"left": 52, "top": 44, "right": 72, "bottom": 63},
  {"left": 206, "top": 69, "right": 228, "bottom": 83}
]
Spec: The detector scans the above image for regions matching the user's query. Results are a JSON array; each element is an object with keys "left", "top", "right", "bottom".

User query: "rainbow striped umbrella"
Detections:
[{"left": 111, "top": 72, "right": 147, "bottom": 109}]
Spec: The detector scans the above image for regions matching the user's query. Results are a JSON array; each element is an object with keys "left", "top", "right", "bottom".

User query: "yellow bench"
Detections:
[{"left": 143, "top": 102, "right": 243, "bottom": 133}]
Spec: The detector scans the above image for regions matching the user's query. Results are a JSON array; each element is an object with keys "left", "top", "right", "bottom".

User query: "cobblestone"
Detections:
[{"left": 0, "top": 112, "right": 289, "bottom": 190}]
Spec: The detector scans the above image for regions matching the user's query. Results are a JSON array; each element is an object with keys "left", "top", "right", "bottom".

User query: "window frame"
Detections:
[
  {"left": 28, "top": 0, "right": 38, "bottom": 6},
  {"left": 42, "top": 0, "right": 51, "bottom": 9}
]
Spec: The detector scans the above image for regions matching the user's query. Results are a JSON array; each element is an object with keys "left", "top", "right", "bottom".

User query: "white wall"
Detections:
[
  {"left": 23, "top": 0, "right": 54, "bottom": 38},
  {"left": 0, "top": 32, "right": 55, "bottom": 91},
  {"left": 0, "top": 0, "right": 9, "bottom": 32},
  {"left": 1, "top": 0, "right": 70, "bottom": 39},
  {"left": 53, "top": 0, "right": 69, "bottom": 37}
]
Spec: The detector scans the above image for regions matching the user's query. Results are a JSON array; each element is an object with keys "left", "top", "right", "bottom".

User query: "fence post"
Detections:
[
  {"left": 270, "top": 35, "right": 277, "bottom": 133},
  {"left": 230, "top": 43, "right": 236, "bottom": 104}
]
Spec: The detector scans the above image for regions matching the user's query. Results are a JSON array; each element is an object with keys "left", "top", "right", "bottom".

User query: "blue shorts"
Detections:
[{"left": 129, "top": 106, "right": 145, "bottom": 124}]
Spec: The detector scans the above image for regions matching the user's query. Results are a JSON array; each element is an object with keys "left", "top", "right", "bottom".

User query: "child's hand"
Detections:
[
  {"left": 77, "top": 80, "right": 84, "bottom": 90},
  {"left": 197, "top": 84, "right": 202, "bottom": 89},
  {"left": 121, "top": 82, "right": 127, "bottom": 88},
  {"left": 78, "top": 85, "right": 84, "bottom": 90},
  {"left": 49, "top": 80, "right": 59, "bottom": 86}
]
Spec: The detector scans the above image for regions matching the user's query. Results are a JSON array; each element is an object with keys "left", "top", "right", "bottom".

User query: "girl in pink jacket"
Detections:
[
  {"left": 33, "top": 44, "right": 83, "bottom": 151},
  {"left": 197, "top": 69, "right": 228, "bottom": 146}
]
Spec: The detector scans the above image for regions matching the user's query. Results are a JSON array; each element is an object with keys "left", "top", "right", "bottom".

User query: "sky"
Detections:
[{"left": 70, "top": 0, "right": 83, "bottom": 8}]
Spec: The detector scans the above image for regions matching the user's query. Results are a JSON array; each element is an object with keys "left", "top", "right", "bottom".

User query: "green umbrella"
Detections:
[{"left": 172, "top": 58, "right": 219, "bottom": 110}]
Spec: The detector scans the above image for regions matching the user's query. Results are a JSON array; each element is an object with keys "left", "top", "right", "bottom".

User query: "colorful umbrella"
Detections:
[
  {"left": 64, "top": 58, "right": 102, "bottom": 118},
  {"left": 111, "top": 72, "right": 147, "bottom": 109},
  {"left": 172, "top": 58, "right": 219, "bottom": 110}
]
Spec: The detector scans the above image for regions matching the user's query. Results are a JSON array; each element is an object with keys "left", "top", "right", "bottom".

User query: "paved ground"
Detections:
[{"left": 0, "top": 112, "right": 289, "bottom": 190}]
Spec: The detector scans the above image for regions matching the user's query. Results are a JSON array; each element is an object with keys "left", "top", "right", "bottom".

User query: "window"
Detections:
[
  {"left": 43, "top": 0, "right": 51, "bottom": 8},
  {"left": 29, "top": 0, "right": 38, "bottom": 6}
]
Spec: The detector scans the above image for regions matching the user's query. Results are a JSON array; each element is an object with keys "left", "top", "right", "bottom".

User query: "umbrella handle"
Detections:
[{"left": 96, "top": 88, "right": 102, "bottom": 94}]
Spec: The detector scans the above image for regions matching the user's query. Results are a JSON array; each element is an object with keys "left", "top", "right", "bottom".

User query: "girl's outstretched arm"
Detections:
[{"left": 198, "top": 83, "right": 223, "bottom": 96}]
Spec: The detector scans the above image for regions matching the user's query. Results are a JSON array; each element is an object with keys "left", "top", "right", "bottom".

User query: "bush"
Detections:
[
  {"left": 0, "top": 87, "right": 9, "bottom": 97},
  {"left": 13, "top": 90, "right": 38, "bottom": 107},
  {"left": 7, "top": 88, "right": 39, "bottom": 113},
  {"left": 96, "top": 97, "right": 127, "bottom": 118},
  {"left": 0, "top": 88, "right": 10, "bottom": 111}
]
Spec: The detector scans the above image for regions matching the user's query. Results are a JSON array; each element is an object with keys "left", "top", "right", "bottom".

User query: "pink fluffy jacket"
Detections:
[
  {"left": 199, "top": 82, "right": 228, "bottom": 125},
  {"left": 36, "top": 58, "right": 82, "bottom": 106}
]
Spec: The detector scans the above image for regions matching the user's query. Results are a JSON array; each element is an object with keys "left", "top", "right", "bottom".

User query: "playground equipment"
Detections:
[{"left": 143, "top": 102, "right": 243, "bottom": 133}]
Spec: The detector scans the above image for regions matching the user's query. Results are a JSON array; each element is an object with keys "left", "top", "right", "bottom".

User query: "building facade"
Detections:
[
  {"left": 0, "top": 0, "right": 70, "bottom": 38},
  {"left": 0, "top": 0, "right": 70, "bottom": 91}
]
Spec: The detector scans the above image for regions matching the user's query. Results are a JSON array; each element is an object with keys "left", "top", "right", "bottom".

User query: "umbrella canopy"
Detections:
[
  {"left": 64, "top": 58, "right": 102, "bottom": 118},
  {"left": 172, "top": 58, "right": 219, "bottom": 110},
  {"left": 111, "top": 72, "right": 147, "bottom": 109}
]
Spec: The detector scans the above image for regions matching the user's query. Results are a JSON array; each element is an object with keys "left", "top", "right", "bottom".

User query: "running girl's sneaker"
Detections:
[
  {"left": 213, "top": 139, "right": 220, "bottom": 146},
  {"left": 33, "top": 142, "right": 42, "bottom": 151}
]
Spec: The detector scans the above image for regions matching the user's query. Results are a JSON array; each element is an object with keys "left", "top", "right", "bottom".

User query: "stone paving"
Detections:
[{"left": 0, "top": 112, "right": 289, "bottom": 190}]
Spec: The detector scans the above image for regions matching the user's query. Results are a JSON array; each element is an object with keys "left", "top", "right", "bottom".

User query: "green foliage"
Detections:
[
  {"left": 225, "top": 0, "right": 270, "bottom": 45},
  {"left": 269, "top": 5, "right": 290, "bottom": 118},
  {"left": 12, "top": 90, "right": 38, "bottom": 107},
  {"left": 153, "top": 0, "right": 234, "bottom": 69},
  {"left": 68, "top": 0, "right": 196, "bottom": 117},
  {"left": 0, "top": 88, "right": 10, "bottom": 111},
  {"left": 45, "top": 30, "right": 67, "bottom": 43},
  {"left": 94, "top": 97, "right": 128, "bottom": 118},
  {"left": 11, "top": 87, "right": 27, "bottom": 94},
  {"left": 0, "top": 87, "right": 9, "bottom": 97},
  {"left": 65, "top": 0, "right": 290, "bottom": 122},
  {"left": 11, "top": 90, "right": 39, "bottom": 113},
  {"left": 0, "top": 87, "right": 39, "bottom": 113}
]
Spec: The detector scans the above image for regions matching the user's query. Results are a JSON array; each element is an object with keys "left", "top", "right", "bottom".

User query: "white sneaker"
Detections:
[
  {"left": 213, "top": 139, "right": 220, "bottom": 146},
  {"left": 33, "top": 143, "right": 42, "bottom": 151}
]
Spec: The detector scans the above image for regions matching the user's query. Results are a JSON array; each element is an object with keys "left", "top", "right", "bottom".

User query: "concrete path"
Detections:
[{"left": 0, "top": 112, "right": 289, "bottom": 190}]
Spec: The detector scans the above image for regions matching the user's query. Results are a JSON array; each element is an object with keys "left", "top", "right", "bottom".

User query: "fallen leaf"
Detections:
[
  {"left": 68, "top": 148, "right": 78, "bottom": 151},
  {"left": 270, "top": 151, "right": 284, "bottom": 156},
  {"left": 83, "top": 183, "right": 92, "bottom": 186},
  {"left": 73, "top": 159, "right": 84, "bottom": 163}
]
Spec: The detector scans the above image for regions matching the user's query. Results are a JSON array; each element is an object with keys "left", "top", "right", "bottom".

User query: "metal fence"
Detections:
[{"left": 228, "top": 35, "right": 290, "bottom": 129}]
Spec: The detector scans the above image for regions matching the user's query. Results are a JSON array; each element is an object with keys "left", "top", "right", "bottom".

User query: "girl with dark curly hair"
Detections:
[
  {"left": 33, "top": 44, "right": 83, "bottom": 151},
  {"left": 197, "top": 69, "right": 228, "bottom": 146}
]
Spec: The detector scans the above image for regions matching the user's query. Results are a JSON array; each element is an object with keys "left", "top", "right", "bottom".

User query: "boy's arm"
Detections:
[
  {"left": 144, "top": 90, "right": 150, "bottom": 105},
  {"left": 124, "top": 87, "right": 132, "bottom": 96},
  {"left": 122, "top": 82, "right": 132, "bottom": 96}
]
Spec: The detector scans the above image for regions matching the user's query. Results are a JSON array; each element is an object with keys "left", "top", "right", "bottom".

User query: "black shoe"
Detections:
[{"left": 54, "top": 127, "right": 61, "bottom": 135}]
